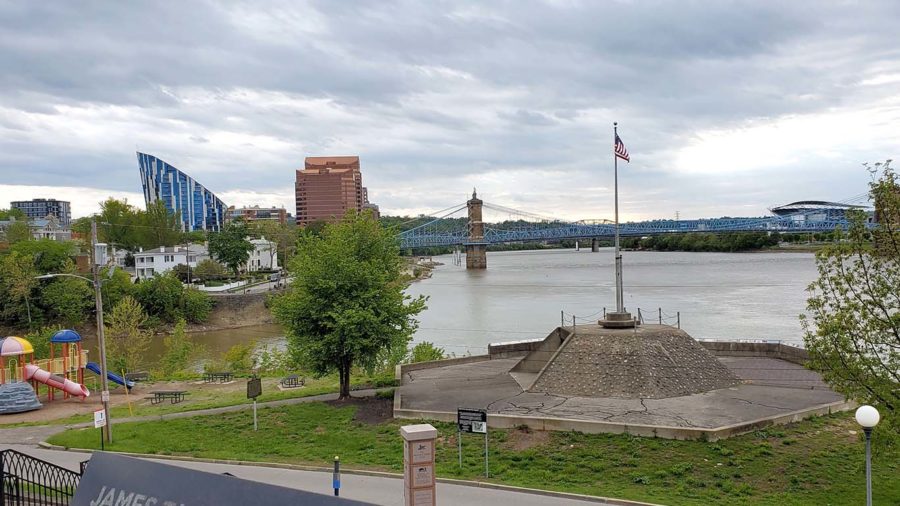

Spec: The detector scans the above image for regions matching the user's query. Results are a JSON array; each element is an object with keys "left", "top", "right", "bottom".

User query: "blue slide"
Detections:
[{"left": 86, "top": 362, "right": 135, "bottom": 389}]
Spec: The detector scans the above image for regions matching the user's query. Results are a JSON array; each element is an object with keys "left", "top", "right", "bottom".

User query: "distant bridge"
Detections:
[{"left": 398, "top": 192, "right": 867, "bottom": 251}]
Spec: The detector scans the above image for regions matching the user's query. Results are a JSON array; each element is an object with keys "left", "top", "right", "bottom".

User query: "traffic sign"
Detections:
[{"left": 93, "top": 410, "right": 106, "bottom": 428}]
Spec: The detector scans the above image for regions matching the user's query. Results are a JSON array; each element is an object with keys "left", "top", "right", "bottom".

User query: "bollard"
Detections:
[
  {"left": 333, "top": 456, "right": 340, "bottom": 496},
  {"left": 401, "top": 424, "right": 437, "bottom": 506}
]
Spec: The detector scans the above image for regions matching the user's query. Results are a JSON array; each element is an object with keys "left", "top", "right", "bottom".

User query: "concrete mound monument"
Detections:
[{"left": 526, "top": 324, "right": 740, "bottom": 399}]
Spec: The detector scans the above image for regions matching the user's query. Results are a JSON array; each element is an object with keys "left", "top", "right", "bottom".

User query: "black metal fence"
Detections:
[{"left": 0, "top": 449, "right": 82, "bottom": 506}]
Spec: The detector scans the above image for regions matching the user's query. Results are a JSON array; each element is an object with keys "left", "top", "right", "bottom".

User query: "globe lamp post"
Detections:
[{"left": 854, "top": 405, "right": 880, "bottom": 506}]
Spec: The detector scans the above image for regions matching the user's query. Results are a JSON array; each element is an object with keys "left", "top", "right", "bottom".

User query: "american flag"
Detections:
[{"left": 615, "top": 134, "right": 630, "bottom": 162}]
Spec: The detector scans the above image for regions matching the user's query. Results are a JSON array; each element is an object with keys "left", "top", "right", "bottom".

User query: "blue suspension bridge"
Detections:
[{"left": 398, "top": 191, "right": 870, "bottom": 251}]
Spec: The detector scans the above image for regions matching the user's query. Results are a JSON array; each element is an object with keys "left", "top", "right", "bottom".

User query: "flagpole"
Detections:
[{"left": 613, "top": 122, "right": 624, "bottom": 313}]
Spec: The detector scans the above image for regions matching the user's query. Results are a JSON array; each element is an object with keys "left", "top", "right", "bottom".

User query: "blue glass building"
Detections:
[{"left": 137, "top": 152, "right": 227, "bottom": 232}]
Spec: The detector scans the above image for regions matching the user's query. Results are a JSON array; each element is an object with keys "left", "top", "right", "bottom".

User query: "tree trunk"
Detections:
[{"left": 338, "top": 358, "right": 352, "bottom": 400}]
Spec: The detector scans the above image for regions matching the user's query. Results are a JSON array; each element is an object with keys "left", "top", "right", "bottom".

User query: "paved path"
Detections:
[{"left": 0, "top": 444, "right": 621, "bottom": 506}]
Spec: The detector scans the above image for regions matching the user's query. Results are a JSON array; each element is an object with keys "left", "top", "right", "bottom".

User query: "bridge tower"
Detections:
[{"left": 465, "top": 189, "right": 487, "bottom": 269}]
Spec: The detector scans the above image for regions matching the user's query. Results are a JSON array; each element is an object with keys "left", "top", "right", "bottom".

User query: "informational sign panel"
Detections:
[
  {"left": 93, "top": 410, "right": 106, "bottom": 428},
  {"left": 72, "top": 452, "right": 374, "bottom": 506},
  {"left": 247, "top": 377, "right": 262, "bottom": 399},
  {"left": 457, "top": 408, "right": 487, "bottom": 434}
]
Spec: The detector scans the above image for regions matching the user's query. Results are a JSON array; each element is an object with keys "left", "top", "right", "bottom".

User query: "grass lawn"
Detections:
[
  {"left": 47, "top": 400, "right": 898, "bottom": 505},
  {"left": 1, "top": 373, "right": 390, "bottom": 428}
]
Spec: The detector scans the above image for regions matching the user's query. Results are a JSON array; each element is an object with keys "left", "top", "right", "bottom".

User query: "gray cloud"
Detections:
[{"left": 0, "top": 0, "right": 898, "bottom": 220}]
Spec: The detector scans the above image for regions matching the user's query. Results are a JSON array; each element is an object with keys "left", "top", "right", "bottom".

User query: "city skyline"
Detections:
[{"left": 1, "top": 2, "right": 898, "bottom": 221}]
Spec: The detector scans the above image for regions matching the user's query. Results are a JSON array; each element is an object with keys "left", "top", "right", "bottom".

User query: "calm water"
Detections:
[
  {"left": 86, "top": 249, "right": 817, "bottom": 364},
  {"left": 405, "top": 248, "right": 818, "bottom": 354}
]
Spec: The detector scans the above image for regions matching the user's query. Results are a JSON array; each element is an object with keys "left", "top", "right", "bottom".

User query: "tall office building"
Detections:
[
  {"left": 295, "top": 156, "right": 377, "bottom": 226},
  {"left": 11, "top": 198, "right": 71, "bottom": 226},
  {"left": 137, "top": 152, "right": 227, "bottom": 232}
]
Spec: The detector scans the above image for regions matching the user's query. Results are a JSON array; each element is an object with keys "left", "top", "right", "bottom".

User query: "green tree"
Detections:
[
  {"left": 134, "top": 273, "right": 184, "bottom": 323},
  {"left": 99, "top": 266, "right": 135, "bottom": 311},
  {"left": 193, "top": 259, "right": 228, "bottom": 282},
  {"left": 39, "top": 262, "right": 94, "bottom": 326},
  {"left": 133, "top": 272, "right": 211, "bottom": 324},
  {"left": 104, "top": 295, "right": 152, "bottom": 374},
  {"left": 4, "top": 220, "right": 32, "bottom": 244},
  {"left": 24, "top": 326, "right": 60, "bottom": 360},
  {"left": 157, "top": 319, "right": 199, "bottom": 378},
  {"left": 10, "top": 239, "right": 75, "bottom": 274},
  {"left": 182, "top": 287, "right": 213, "bottom": 323},
  {"left": 0, "top": 208, "right": 26, "bottom": 220},
  {"left": 139, "top": 200, "right": 184, "bottom": 248},
  {"left": 97, "top": 198, "right": 142, "bottom": 251},
  {"left": 802, "top": 160, "right": 900, "bottom": 442},
  {"left": 0, "top": 251, "right": 38, "bottom": 327},
  {"left": 409, "top": 341, "right": 446, "bottom": 363},
  {"left": 273, "top": 212, "right": 427, "bottom": 399},
  {"left": 208, "top": 220, "right": 253, "bottom": 275}
]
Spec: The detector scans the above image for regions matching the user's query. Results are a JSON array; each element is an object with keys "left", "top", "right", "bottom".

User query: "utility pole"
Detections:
[{"left": 91, "top": 219, "right": 112, "bottom": 444}]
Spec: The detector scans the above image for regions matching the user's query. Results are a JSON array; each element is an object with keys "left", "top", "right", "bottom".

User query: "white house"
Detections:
[
  {"left": 245, "top": 238, "right": 278, "bottom": 272},
  {"left": 0, "top": 216, "right": 71, "bottom": 241},
  {"left": 133, "top": 244, "right": 210, "bottom": 281}
]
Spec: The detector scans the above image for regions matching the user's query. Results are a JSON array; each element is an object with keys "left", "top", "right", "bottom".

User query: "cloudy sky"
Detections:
[{"left": 1, "top": 1, "right": 897, "bottom": 222}]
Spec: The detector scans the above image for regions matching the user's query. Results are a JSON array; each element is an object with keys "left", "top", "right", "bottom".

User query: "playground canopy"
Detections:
[
  {"left": 0, "top": 337, "right": 34, "bottom": 357},
  {"left": 51, "top": 329, "right": 83, "bottom": 343}
]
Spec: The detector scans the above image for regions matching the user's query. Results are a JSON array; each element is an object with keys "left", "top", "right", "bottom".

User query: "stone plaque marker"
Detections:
[{"left": 401, "top": 424, "right": 437, "bottom": 506}]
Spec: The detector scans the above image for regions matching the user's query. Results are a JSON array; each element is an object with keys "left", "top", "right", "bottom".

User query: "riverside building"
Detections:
[
  {"left": 137, "top": 152, "right": 227, "bottom": 232},
  {"left": 294, "top": 156, "right": 378, "bottom": 226}
]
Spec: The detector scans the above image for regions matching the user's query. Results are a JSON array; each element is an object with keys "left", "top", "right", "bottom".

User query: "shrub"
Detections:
[{"left": 409, "top": 341, "right": 445, "bottom": 363}]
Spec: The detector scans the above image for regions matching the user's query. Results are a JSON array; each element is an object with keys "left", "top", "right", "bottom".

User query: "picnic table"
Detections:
[
  {"left": 203, "top": 371, "right": 233, "bottom": 383},
  {"left": 147, "top": 390, "right": 188, "bottom": 405},
  {"left": 281, "top": 375, "right": 305, "bottom": 388}
]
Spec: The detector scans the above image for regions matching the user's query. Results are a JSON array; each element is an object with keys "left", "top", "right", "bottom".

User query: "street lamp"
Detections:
[
  {"left": 35, "top": 219, "right": 114, "bottom": 444},
  {"left": 855, "top": 405, "right": 880, "bottom": 506}
]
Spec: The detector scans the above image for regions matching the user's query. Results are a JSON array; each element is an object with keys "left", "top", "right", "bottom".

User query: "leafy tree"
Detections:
[
  {"left": 140, "top": 200, "right": 184, "bottom": 248},
  {"left": 409, "top": 341, "right": 446, "bottom": 363},
  {"left": 802, "top": 160, "right": 900, "bottom": 442},
  {"left": 98, "top": 198, "right": 142, "bottom": 251},
  {"left": 99, "top": 266, "right": 135, "bottom": 311},
  {"left": 39, "top": 262, "right": 94, "bottom": 326},
  {"left": 157, "top": 319, "right": 199, "bottom": 378},
  {"left": 1, "top": 251, "right": 38, "bottom": 326},
  {"left": 223, "top": 341, "right": 257, "bottom": 374},
  {"left": 134, "top": 273, "right": 185, "bottom": 323},
  {"left": 133, "top": 272, "right": 212, "bottom": 324},
  {"left": 0, "top": 208, "right": 26, "bottom": 220},
  {"left": 251, "top": 220, "right": 296, "bottom": 267},
  {"left": 5, "top": 220, "right": 32, "bottom": 244},
  {"left": 208, "top": 220, "right": 253, "bottom": 275},
  {"left": 104, "top": 295, "right": 152, "bottom": 374},
  {"left": 182, "top": 287, "right": 213, "bottom": 323},
  {"left": 10, "top": 239, "right": 75, "bottom": 274},
  {"left": 273, "top": 212, "right": 427, "bottom": 399},
  {"left": 24, "top": 326, "right": 61, "bottom": 360},
  {"left": 193, "top": 259, "right": 228, "bottom": 282},
  {"left": 171, "top": 263, "right": 192, "bottom": 283}
]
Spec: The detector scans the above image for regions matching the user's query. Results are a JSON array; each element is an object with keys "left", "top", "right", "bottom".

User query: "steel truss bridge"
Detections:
[{"left": 398, "top": 200, "right": 865, "bottom": 250}]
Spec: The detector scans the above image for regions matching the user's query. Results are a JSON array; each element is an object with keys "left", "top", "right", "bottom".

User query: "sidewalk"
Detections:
[{"left": 1, "top": 444, "right": 639, "bottom": 506}]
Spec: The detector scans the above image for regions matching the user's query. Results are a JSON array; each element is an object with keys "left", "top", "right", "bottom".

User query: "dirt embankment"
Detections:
[
  {"left": 197, "top": 292, "right": 275, "bottom": 331},
  {"left": 2, "top": 292, "right": 275, "bottom": 338}
]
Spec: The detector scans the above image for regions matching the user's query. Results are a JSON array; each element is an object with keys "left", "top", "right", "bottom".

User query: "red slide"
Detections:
[{"left": 25, "top": 364, "right": 90, "bottom": 398}]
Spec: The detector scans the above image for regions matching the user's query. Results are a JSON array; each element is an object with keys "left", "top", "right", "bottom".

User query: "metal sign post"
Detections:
[
  {"left": 247, "top": 377, "right": 262, "bottom": 431},
  {"left": 457, "top": 408, "right": 489, "bottom": 478},
  {"left": 93, "top": 410, "right": 106, "bottom": 451}
]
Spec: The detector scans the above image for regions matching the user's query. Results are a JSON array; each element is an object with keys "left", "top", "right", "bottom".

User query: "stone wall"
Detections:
[{"left": 699, "top": 341, "right": 808, "bottom": 365}]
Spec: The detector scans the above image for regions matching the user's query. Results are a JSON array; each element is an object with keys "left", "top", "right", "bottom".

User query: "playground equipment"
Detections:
[
  {"left": 86, "top": 362, "right": 135, "bottom": 389},
  {"left": 0, "top": 333, "right": 91, "bottom": 415}
]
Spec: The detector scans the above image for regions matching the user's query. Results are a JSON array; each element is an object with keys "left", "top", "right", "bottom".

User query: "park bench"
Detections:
[
  {"left": 146, "top": 390, "right": 188, "bottom": 405},
  {"left": 125, "top": 371, "right": 150, "bottom": 382},
  {"left": 281, "top": 375, "right": 305, "bottom": 388},
  {"left": 203, "top": 371, "right": 234, "bottom": 383}
]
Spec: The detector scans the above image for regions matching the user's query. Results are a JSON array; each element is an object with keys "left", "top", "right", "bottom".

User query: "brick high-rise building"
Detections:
[{"left": 295, "top": 156, "right": 377, "bottom": 226}]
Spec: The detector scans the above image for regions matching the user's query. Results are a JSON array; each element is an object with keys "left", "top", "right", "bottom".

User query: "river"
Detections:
[{"left": 90, "top": 249, "right": 818, "bottom": 364}]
